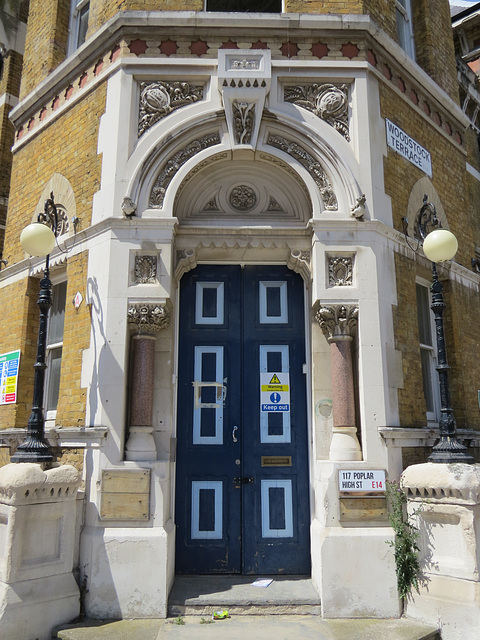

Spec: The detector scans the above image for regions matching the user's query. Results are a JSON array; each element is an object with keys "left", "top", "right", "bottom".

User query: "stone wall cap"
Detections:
[
  {"left": 402, "top": 462, "right": 480, "bottom": 504},
  {"left": 0, "top": 463, "right": 81, "bottom": 505}
]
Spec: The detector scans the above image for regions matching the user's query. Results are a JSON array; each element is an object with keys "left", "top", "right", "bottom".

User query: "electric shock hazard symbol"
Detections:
[{"left": 260, "top": 372, "right": 290, "bottom": 412}]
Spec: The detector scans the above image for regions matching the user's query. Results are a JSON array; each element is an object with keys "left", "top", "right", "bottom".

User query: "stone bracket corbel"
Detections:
[{"left": 218, "top": 49, "right": 271, "bottom": 150}]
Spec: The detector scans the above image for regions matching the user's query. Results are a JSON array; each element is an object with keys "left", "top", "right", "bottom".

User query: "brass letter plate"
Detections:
[
  {"left": 261, "top": 456, "right": 292, "bottom": 467},
  {"left": 100, "top": 469, "right": 150, "bottom": 521}
]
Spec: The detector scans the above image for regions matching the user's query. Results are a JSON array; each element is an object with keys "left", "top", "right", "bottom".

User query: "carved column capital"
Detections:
[
  {"left": 314, "top": 303, "right": 358, "bottom": 342},
  {"left": 127, "top": 300, "right": 172, "bottom": 334}
]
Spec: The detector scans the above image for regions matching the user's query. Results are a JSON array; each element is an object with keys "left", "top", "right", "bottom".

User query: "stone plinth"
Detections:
[
  {"left": 0, "top": 463, "right": 81, "bottom": 640},
  {"left": 402, "top": 463, "right": 480, "bottom": 640}
]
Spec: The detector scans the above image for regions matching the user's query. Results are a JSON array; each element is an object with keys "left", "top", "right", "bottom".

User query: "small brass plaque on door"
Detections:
[{"left": 261, "top": 456, "right": 292, "bottom": 467}]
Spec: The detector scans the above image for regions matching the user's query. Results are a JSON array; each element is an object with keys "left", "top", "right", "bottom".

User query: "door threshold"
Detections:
[{"left": 168, "top": 575, "right": 321, "bottom": 616}]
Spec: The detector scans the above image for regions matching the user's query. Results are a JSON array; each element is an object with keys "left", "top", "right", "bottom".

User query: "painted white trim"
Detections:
[
  {"left": 261, "top": 479, "right": 293, "bottom": 538},
  {"left": 259, "top": 281, "right": 287, "bottom": 324},
  {"left": 0, "top": 93, "right": 19, "bottom": 109},
  {"left": 191, "top": 480, "right": 223, "bottom": 539},
  {"left": 195, "top": 282, "right": 224, "bottom": 325},
  {"left": 466, "top": 162, "right": 480, "bottom": 182},
  {"left": 193, "top": 346, "right": 224, "bottom": 445}
]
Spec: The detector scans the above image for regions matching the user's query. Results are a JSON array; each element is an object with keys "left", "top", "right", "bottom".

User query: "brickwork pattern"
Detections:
[
  {"left": 0, "top": 277, "right": 42, "bottom": 430},
  {"left": 3, "top": 83, "right": 106, "bottom": 265},
  {"left": 412, "top": 0, "right": 459, "bottom": 103},
  {"left": 55, "top": 251, "right": 91, "bottom": 426},
  {"left": 392, "top": 253, "right": 427, "bottom": 428},
  {"left": 21, "top": 0, "right": 70, "bottom": 99}
]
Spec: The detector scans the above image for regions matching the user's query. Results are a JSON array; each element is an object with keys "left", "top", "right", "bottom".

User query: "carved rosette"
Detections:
[
  {"left": 284, "top": 84, "right": 350, "bottom": 141},
  {"left": 267, "top": 135, "right": 338, "bottom": 210},
  {"left": 138, "top": 81, "right": 203, "bottom": 136},
  {"left": 229, "top": 184, "right": 257, "bottom": 211},
  {"left": 232, "top": 100, "right": 255, "bottom": 144},
  {"left": 134, "top": 256, "right": 157, "bottom": 284},
  {"left": 127, "top": 302, "right": 171, "bottom": 333},
  {"left": 149, "top": 133, "right": 220, "bottom": 208},
  {"left": 328, "top": 257, "right": 353, "bottom": 287},
  {"left": 315, "top": 304, "right": 358, "bottom": 342}
]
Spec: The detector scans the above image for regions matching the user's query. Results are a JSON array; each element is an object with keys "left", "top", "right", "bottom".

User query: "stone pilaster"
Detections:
[{"left": 315, "top": 303, "right": 362, "bottom": 461}]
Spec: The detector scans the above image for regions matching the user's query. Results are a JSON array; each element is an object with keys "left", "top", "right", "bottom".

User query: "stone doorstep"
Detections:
[{"left": 168, "top": 603, "right": 322, "bottom": 616}]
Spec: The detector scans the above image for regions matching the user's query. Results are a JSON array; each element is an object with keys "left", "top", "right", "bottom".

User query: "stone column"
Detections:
[
  {"left": 315, "top": 303, "right": 362, "bottom": 461},
  {"left": 125, "top": 301, "right": 171, "bottom": 461},
  {"left": 402, "top": 463, "right": 480, "bottom": 640}
]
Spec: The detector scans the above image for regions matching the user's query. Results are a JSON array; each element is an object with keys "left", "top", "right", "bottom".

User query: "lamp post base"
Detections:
[
  {"left": 428, "top": 437, "right": 475, "bottom": 464},
  {"left": 11, "top": 440, "right": 53, "bottom": 464}
]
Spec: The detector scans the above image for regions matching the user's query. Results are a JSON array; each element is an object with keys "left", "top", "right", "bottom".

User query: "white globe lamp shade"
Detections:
[
  {"left": 423, "top": 229, "right": 458, "bottom": 263},
  {"left": 20, "top": 223, "right": 56, "bottom": 257}
]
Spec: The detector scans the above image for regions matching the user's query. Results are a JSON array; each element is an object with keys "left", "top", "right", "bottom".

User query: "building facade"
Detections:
[{"left": 0, "top": 0, "right": 479, "bottom": 620}]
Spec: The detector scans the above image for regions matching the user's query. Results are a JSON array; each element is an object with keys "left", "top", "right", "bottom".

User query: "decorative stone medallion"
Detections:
[{"left": 229, "top": 184, "right": 257, "bottom": 211}]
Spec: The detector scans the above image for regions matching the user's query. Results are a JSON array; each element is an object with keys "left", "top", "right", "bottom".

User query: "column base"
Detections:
[
  {"left": 125, "top": 426, "right": 157, "bottom": 461},
  {"left": 329, "top": 427, "right": 362, "bottom": 461}
]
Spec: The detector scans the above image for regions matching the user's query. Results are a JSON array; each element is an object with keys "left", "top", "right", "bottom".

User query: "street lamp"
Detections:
[
  {"left": 405, "top": 195, "right": 474, "bottom": 464},
  {"left": 11, "top": 193, "right": 58, "bottom": 463}
]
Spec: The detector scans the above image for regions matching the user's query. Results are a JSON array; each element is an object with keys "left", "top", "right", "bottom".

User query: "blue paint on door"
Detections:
[{"left": 175, "top": 265, "right": 310, "bottom": 575}]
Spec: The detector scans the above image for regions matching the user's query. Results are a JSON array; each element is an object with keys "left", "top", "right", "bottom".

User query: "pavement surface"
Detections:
[{"left": 54, "top": 616, "right": 440, "bottom": 640}]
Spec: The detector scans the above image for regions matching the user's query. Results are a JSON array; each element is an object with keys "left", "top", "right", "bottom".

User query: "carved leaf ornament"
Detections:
[
  {"left": 284, "top": 84, "right": 350, "bottom": 141},
  {"left": 315, "top": 304, "right": 358, "bottom": 342},
  {"left": 138, "top": 81, "right": 204, "bottom": 136}
]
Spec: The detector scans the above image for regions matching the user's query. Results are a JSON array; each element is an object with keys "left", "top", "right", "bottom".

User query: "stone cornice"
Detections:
[{"left": 9, "top": 11, "right": 469, "bottom": 139}]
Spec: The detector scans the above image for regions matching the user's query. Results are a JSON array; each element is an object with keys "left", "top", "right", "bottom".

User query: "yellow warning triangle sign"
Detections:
[{"left": 269, "top": 374, "right": 281, "bottom": 384}]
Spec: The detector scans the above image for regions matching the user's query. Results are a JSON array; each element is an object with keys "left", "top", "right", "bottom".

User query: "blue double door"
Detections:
[{"left": 175, "top": 265, "right": 310, "bottom": 575}]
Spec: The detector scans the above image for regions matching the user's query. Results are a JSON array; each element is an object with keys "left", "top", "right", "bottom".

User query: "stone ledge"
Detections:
[
  {"left": 402, "top": 462, "right": 480, "bottom": 504},
  {"left": 0, "top": 463, "right": 81, "bottom": 505}
]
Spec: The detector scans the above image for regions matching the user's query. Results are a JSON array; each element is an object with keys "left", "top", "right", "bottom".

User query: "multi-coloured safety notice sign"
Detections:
[
  {"left": 260, "top": 372, "right": 290, "bottom": 412},
  {"left": 0, "top": 350, "right": 20, "bottom": 405}
]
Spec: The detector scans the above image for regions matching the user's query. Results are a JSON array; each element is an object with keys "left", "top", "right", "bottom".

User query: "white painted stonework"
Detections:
[
  {"left": 403, "top": 463, "right": 480, "bottom": 640},
  {"left": 0, "top": 463, "right": 81, "bottom": 640}
]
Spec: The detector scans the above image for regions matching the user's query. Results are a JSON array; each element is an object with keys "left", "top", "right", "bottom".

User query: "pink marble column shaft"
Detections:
[
  {"left": 330, "top": 338, "right": 356, "bottom": 429},
  {"left": 130, "top": 334, "right": 156, "bottom": 427}
]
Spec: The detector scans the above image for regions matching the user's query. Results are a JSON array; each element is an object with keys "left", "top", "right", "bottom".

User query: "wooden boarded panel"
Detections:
[
  {"left": 100, "top": 470, "right": 150, "bottom": 521},
  {"left": 339, "top": 497, "right": 388, "bottom": 523}
]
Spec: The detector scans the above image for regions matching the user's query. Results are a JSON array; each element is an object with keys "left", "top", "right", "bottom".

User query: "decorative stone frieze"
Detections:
[
  {"left": 138, "top": 81, "right": 203, "bottom": 137},
  {"left": 267, "top": 135, "right": 338, "bottom": 210},
  {"left": 315, "top": 304, "right": 358, "bottom": 341},
  {"left": 149, "top": 133, "right": 221, "bottom": 208},
  {"left": 134, "top": 255, "right": 157, "bottom": 284},
  {"left": 284, "top": 83, "right": 350, "bottom": 141},
  {"left": 328, "top": 256, "right": 354, "bottom": 287},
  {"left": 127, "top": 301, "right": 171, "bottom": 333}
]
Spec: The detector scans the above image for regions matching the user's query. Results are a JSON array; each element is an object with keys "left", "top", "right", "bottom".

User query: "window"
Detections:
[
  {"left": 395, "top": 0, "right": 415, "bottom": 59},
  {"left": 45, "top": 280, "right": 67, "bottom": 417},
  {"left": 206, "top": 0, "right": 281, "bottom": 11},
  {"left": 416, "top": 281, "right": 440, "bottom": 422},
  {"left": 68, "top": 0, "right": 89, "bottom": 53}
]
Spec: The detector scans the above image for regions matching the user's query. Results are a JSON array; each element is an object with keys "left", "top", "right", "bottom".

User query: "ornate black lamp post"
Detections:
[
  {"left": 407, "top": 196, "right": 474, "bottom": 464},
  {"left": 11, "top": 194, "right": 59, "bottom": 463}
]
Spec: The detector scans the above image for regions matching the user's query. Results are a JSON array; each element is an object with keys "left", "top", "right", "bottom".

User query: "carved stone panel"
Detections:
[
  {"left": 328, "top": 256, "right": 354, "bottom": 287},
  {"left": 127, "top": 301, "right": 171, "bottom": 332},
  {"left": 134, "top": 256, "right": 157, "bottom": 284},
  {"left": 284, "top": 84, "right": 350, "bottom": 141},
  {"left": 138, "top": 81, "right": 203, "bottom": 137}
]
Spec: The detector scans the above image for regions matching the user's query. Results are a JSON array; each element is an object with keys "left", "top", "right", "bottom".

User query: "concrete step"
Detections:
[{"left": 167, "top": 575, "right": 321, "bottom": 616}]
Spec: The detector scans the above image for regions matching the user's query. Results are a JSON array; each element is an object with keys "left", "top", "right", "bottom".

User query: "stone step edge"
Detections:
[{"left": 168, "top": 604, "right": 322, "bottom": 616}]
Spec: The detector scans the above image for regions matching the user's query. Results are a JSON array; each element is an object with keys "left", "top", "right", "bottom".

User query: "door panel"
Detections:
[{"left": 175, "top": 265, "right": 310, "bottom": 575}]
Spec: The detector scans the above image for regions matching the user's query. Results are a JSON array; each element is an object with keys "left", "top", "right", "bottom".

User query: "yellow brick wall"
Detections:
[
  {"left": 412, "top": 0, "right": 459, "bottom": 103},
  {"left": 3, "top": 83, "right": 106, "bottom": 265},
  {"left": 20, "top": 0, "right": 70, "bottom": 99},
  {"left": 55, "top": 251, "right": 91, "bottom": 426},
  {"left": 0, "top": 277, "right": 41, "bottom": 430}
]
